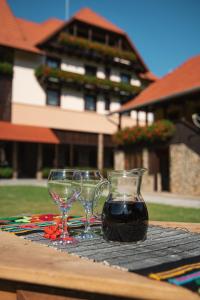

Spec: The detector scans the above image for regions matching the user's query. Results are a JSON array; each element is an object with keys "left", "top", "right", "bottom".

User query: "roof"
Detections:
[
  {"left": 0, "top": 121, "right": 59, "bottom": 144},
  {"left": 0, "top": 0, "right": 64, "bottom": 53},
  {"left": 121, "top": 55, "right": 200, "bottom": 112},
  {"left": 0, "top": 0, "right": 157, "bottom": 78},
  {"left": 73, "top": 7, "right": 124, "bottom": 34}
]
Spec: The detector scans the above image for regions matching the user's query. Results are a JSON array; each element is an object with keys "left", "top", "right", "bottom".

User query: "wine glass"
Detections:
[
  {"left": 77, "top": 170, "right": 108, "bottom": 240},
  {"left": 47, "top": 169, "right": 82, "bottom": 245}
]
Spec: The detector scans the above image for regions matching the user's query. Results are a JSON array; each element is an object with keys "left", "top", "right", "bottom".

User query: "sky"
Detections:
[{"left": 8, "top": 0, "right": 200, "bottom": 77}]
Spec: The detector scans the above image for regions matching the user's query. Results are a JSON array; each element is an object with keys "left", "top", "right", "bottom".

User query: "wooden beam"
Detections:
[
  {"left": 97, "top": 133, "right": 104, "bottom": 170},
  {"left": 105, "top": 34, "right": 109, "bottom": 45},
  {"left": 118, "top": 113, "right": 122, "bottom": 130},
  {"left": 73, "top": 24, "right": 77, "bottom": 36},
  {"left": 88, "top": 28, "right": 92, "bottom": 41},
  {"left": 136, "top": 111, "right": 139, "bottom": 126}
]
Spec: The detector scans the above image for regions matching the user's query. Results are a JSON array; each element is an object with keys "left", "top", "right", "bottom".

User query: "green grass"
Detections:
[{"left": 0, "top": 186, "right": 200, "bottom": 223}]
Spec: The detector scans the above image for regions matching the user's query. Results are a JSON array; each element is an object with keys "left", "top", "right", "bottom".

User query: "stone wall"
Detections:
[
  {"left": 114, "top": 148, "right": 161, "bottom": 193},
  {"left": 142, "top": 149, "right": 161, "bottom": 193},
  {"left": 170, "top": 143, "right": 200, "bottom": 196}
]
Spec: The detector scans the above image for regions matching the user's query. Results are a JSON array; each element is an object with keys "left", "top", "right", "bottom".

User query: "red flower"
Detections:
[{"left": 44, "top": 224, "right": 62, "bottom": 240}]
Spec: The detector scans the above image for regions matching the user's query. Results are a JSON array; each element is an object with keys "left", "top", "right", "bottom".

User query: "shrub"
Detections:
[
  {"left": 42, "top": 168, "right": 51, "bottom": 179},
  {"left": 0, "top": 167, "right": 13, "bottom": 178},
  {"left": 0, "top": 62, "right": 13, "bottom": 76}
]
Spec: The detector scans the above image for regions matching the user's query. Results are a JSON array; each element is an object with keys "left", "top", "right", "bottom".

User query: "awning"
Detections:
[{"left": 0, "top": 122, "right": 59, "bottom": 144}]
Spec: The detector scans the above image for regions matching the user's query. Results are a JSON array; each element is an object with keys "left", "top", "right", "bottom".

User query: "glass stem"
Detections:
[
  {"left": 60, "top": 210, "right": 69, "bottom": 239},
  {"left": 85, "top": 208, "right": 92, "bottom": 233}
]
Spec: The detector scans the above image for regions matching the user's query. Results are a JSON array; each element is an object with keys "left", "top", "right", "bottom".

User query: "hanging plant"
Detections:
[
  {"left": 113, "top": 120, "right": 175, "bottom": 146},
  {"left": 58, "top": 33, "right": 136, "bottom": 62},
  {"left": 35, "top": 65, "right": 141, "bottom": 94}
]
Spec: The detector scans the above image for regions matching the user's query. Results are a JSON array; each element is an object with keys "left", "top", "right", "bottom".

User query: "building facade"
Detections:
[
  {"left": 0, "top": 1, "right": 155, "bottom": 178},
  {"left": 117, "top": 55, "right": 200, "bottom": 196}
]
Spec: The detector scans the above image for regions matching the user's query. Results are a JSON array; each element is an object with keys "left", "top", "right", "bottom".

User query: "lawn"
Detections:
[{"left": 0, "top": 185, "right": 200, "bottom": 223}]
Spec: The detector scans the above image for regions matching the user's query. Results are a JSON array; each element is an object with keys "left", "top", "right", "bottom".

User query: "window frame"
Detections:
[
  {"left": 120, "top": 72, "right": 131, "bottom": 84},
  {"left": 46, "top": 88, "right": 61, "bottom": 107},
  {"left": 104, "top": 96, "right": 110, "bottom": 111},
  {"left": 46, "top": 57, "right": 61, "bottom": 69},
  {"left": 84, "top": 94, "right": 97, "bottom": 112},
  {"left": 85, "top": 65, "right": 97, "bottom": 77}
]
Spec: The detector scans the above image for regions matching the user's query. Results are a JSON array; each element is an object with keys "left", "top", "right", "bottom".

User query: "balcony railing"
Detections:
[
  {"left": 58, "top": 33, "right": 136, "bottom": 62},
  {"left": 35, "top": 65, "right": 142, "bottom": 96}
]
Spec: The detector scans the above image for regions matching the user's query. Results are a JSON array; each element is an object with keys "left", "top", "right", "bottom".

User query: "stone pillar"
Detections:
[
  {"left": 12, "top": 142, "right": 18, "bottom": 179},
  {"left": 69, "top": 144, "right": 74, "bottom": 167},
  {"left": 114, "top": 149, "right": 125, "bottom": 170},
  {"left": 36, "top": 143, "right": 43, "bottom": 180},
  {"left": 97, "top": 133, "right": 104, "bottom": 170}
]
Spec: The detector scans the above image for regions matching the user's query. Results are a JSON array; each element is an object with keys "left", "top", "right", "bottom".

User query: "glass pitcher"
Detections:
[{"left": 101, "top": 169, "right": 148, "bottom": 242}]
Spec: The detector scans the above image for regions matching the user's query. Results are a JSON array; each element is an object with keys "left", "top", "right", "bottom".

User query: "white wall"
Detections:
[
  {"left": 61, "top": 88, "right": 84, "bottom": 111},
  {"left": 12, "top": 51, "right": 46, "bottom": 105},
  {"left": 61, "top": 56, "right": 85, "bottom": 74},
  {"left": 110, "top": 98, "right": 121, "bottom": 112}
]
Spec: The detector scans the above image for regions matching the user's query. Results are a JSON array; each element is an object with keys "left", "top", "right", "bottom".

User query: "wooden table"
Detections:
[{"left": 0, "top": 221, "right": 200, "bottom": 300}]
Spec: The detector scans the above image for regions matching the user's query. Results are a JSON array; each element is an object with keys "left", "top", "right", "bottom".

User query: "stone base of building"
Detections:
[{"left": 114, "top": 143, "right": 200, "bottom": 197}]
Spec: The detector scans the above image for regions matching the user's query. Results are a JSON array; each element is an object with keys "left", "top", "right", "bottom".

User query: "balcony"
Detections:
[
  {"left": 35, "top": 65, "right": 142, "bottom": 96},
  {"left": 43, "top": 33, "right": 143, "bottom": 71}
]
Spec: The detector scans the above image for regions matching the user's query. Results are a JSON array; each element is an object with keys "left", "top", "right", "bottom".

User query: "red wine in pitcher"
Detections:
[{"left": 102, "top": 200, "right": 148, "bottom": 242}]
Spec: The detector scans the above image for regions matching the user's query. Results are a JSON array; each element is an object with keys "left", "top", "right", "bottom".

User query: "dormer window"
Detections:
[
  {"left": 46, "top": 57, "right": 60, "bottom": 69},
  {"left": 85, "top": 65, "right": 97, "bottom": 77},
  {"left": 120, "top": 73, "right": 131, "bottom": 84}
]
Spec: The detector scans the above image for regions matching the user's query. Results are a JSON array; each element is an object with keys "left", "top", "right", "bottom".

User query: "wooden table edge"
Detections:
[{"left": 0, "top": 222, "right": 199, "bottom": 300}]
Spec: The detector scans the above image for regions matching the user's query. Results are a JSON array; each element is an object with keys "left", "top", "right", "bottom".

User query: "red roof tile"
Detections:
[
  {"left": 139, "top": 71, "right": 159, "bottom": 82},
  {"left": 0, "top": 122, "right": 59, "bottom": 144},
  {"left": 121, "top": 55, "right": 200, "bottom": 111},
  {"left": 0, "top": 0, "right": 63, "bottom": 53},
  {"left": 16, "top": 18, "right": 63, "bottom": 46},
  {"left": 73, "top": 7, "right": 124, "bottom": 34}
]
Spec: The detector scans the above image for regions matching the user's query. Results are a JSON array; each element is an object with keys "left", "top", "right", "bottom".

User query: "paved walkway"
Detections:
[{"left": 0, "top": 179, "right": 200, "bottom": 208}]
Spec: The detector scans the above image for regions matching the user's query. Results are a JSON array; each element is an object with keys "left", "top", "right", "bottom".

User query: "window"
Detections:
[
  {"left": 85, "top": 94, "right": 96, "bottom": 111},
  {"left": 123, "top": 111, "right": 131, "bottom": 117},
  {"left": 85, "top": 65, "right": 97, "bottom": 77},
  {"left": 105, "top": 67, "right": 111, "bottom": 79},
  {"left": 46, "top": 89, "right": 60, "bottom": 106},
  {"left": 105, "top": 97, "right": 110, "bottom": 111},
  {"left": 120, "top": 73, "right": 131, "bottom": 84},
  {"left": 46, "top": 57, "right": 60, "bottom": 69}
]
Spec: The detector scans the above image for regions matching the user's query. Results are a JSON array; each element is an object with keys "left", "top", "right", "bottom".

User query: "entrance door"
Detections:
[{"left": 18, "top": 142, "right": 37, "bottom": 178}]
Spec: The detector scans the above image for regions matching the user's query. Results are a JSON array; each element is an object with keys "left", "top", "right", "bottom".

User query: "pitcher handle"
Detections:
[{"left": 93, "top": 179, "right": 110, "bottom": 211}]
